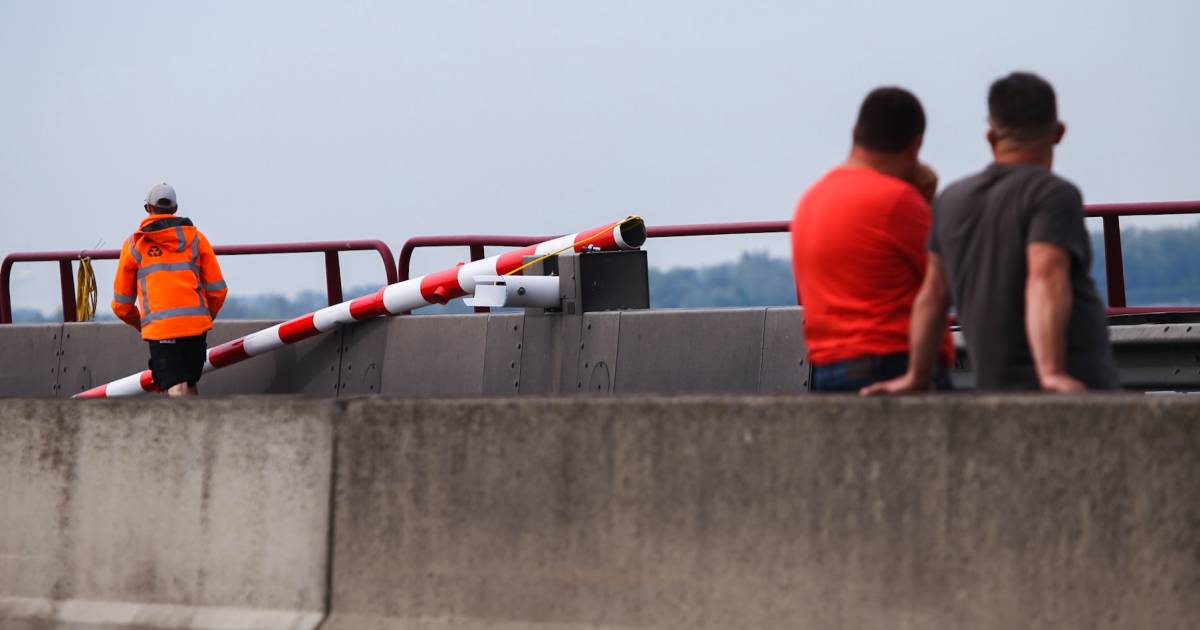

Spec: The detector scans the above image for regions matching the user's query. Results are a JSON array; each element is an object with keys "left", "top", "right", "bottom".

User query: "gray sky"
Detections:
[{"left": 2, "top": 0, "right": 1197, "bottom": 312}]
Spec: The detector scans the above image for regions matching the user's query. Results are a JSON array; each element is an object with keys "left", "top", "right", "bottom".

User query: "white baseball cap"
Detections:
[{"left": 145, "top": 182, "right": 177, "bottom": 209}]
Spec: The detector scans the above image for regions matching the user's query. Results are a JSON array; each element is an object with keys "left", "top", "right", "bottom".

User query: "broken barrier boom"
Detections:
[{"left": 75, "top": 217, "right": 646, "bottom": 398}]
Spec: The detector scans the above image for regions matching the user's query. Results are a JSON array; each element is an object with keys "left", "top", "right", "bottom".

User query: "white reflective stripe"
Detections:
[
  {"left": 456, "top": 258, "right": 499, "bottom": 294},
  {"left": 113, "top": 293, "right": 136, "bottom": 304},
  {"left": 535, "top": 234, "right": 576, "bottom": 256},
  {"left": 203, "top": 280, "right": 228, "bottom": 291},
  {"left": 105, "top": 373, "right": 148, "bottom": 397},
  {"left": 381, "top": 278, "right": 428, "bottom": 314},
  {"left": 128, "top": 237, "right": 142, "bottom": 262},
  {"left": 137, "top": 261, "right": 199, "bottom": 278},
  {"left": 142, "top": 306, "right": 210, "bottom": 324},
  {"left": 242, "top": 324, "right": 284, "bottom": 356},
  {"left": 139, "top": 275, "right": 150, "bottom": 316},
  {"left": 174, "top": 227, "right": 187, "bottom": 252},
  {"left": 0, "top": 596, "right": 324, "bottom": 630},
  {"left": 312, "top": 301, "right": 353, "bottom": 332},
  {"left": 613, "top": 224, "right": 631, "bottom": 249}
]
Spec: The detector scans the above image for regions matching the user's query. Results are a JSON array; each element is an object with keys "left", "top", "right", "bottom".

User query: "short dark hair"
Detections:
[
  {"left": 988, "top": 72, "right": 1058, "bottom": 140},
  {"left": 852, "top": 87, "right": 926, "bottom": 152}
]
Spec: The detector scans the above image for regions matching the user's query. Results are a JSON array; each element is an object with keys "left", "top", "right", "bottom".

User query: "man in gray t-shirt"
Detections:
[
  {"left": 930, "top": 163, "right": 1118, "bottom": 389},
  {"left": 865, "top": 71, "right": 1119, "bottom": 393}
]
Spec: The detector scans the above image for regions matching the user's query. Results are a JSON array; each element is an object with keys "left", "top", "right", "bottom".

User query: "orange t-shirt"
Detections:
[{"left": 791, "top": 166, "right": 953, "bottom": 366}]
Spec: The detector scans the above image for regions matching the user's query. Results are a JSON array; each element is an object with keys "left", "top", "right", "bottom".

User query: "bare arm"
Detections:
[
  {"left": 861, "top": 254, "right": 951, "bottom": 395},
  {"left": 1025, "top": 242, "right": 1084, "bottom": 392}
]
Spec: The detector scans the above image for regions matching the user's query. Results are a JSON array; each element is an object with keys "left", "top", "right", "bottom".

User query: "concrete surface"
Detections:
[
  {"left": 6, "top": 309, "right": 1200, "bottom": 400},
  {"left": 0, "top": 398, "right": 334, "bottom": 630},
  {"left": 326, "top": 395, "right": 1200, "bottom": 630},
  {"left": 2, "top": 395, "right": 1198, "bottom": 629},
  {"left": 0, "top": 324, "right": 63, "bottom": 397}
]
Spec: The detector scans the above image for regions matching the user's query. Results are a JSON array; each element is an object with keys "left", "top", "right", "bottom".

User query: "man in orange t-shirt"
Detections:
[{"left": 791, "top": 87, "right": 953, "bottom": 391}]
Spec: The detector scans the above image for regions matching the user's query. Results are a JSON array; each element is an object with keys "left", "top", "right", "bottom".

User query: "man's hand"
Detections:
[
  {"left": 862, "top": 256, "right": 951, "bottom": 397},
  {"left": 1039, "top": 372, "right": 1085, "bottom": 393},
  {"left": 908, "top": 162, "right": 938, "bottom": 203},
  {"left": 861, "top": 371, "right": 926, "bottom": 396}
]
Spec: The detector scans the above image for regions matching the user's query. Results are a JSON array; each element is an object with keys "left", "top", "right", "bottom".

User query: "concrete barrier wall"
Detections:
[
  {"left": 0, "top": 324, "right": 62, "bottom": 397},
  {"left": 0, "top": 398, "right": 334, "bottom": 630},
  {"left": 326, "top": 396, "right": 1200, "bottom": 630},
  {"left": 1, "top": 395, "right": 1198, "bottom": 629},
  {"left": 5, "top": 308, "right": 1200, "bottom": 399},
  {"left": 0, "top": 310, "right": 809, "bottom": 399},
  {"left": 0, "top": 320, "right": 341, "bottom": 398}
]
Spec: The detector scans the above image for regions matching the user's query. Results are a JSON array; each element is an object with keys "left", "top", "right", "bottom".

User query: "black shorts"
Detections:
[{"left": 147, "top": 333, "right": 208, "bottom": 390}]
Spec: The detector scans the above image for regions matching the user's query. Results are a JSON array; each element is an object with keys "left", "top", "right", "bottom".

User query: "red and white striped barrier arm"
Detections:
[{"left": 75, "top": 217, "right": 646, "bottom": 398}]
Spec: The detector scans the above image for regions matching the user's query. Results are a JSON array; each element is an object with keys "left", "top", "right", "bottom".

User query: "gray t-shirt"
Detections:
[{"left": 930, "top": 163, "right": 1119, "bottom": 390}]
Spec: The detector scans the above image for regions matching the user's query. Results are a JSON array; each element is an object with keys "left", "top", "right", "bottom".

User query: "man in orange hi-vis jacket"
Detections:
[{"left": 112, "top": 183, "right": 228, "bottom": 397}]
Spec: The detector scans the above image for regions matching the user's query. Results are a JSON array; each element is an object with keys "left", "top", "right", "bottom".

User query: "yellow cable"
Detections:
[
  {"left": 75, "top": 255, "right": 97, "bottom": 322},
  {"left": 504, "top": 215, "right": 642, "bottom": 277}
]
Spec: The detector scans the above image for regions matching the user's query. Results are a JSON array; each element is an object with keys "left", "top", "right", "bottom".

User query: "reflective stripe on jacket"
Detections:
[{"left": 111, "top": 214, "right": 228, "bottom": 340}]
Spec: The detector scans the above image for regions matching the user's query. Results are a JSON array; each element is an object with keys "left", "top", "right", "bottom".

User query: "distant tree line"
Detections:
[
  {"left": 11, "top": 226, "right": 1200, "bottom": 322},
  {"left": 648, "top": 252, "right": 796, "bottom": 308},
  {"left": 649, "top": 226, "right": 1200, "bottom": 308},
  {"left": 1102, "top": 226, "right": 1200, "bottom": 305}
]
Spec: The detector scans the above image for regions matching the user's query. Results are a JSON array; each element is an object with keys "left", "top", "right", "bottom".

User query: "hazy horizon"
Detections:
[{"left": 3, "top": 1, "right": 1198, "bottom": 313}]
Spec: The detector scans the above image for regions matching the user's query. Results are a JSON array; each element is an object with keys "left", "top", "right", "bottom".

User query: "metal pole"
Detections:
[
  {"left": 1102, "top": 216, "right": 1126, "bottom": 308},
  {"left": 324, "top": 251, "right": 343, "bottom": 306},
  {"left": 59, "top": 260, "right": 78, "bottom": 322},
  {"left": 0, "top": 256, "right": 13, "bottom": 324},
  {"left": 469, "top": 244, "right": 488, "bottom": 313},
  {"left": 397, "top": 245, "right": 413, "bottom": 283}
]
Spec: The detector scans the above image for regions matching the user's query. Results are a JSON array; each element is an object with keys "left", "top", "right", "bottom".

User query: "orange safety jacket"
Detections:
[{"left": 111, "top": 214, "right": 228, "bottom": 341}]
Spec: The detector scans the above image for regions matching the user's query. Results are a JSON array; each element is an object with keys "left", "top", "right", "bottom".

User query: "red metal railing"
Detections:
[
  {"left": 0, "top": 240, "right": 397, "bottom": 324},
  {"left": 397, "top": 202, "right": 1200, "bottom": 313},
  {"left": 1082, "top": 201, "right": 1200, "bottom": 308},
  {"left": 6, "top": 201, "right": 1199, "bottom": 323}
]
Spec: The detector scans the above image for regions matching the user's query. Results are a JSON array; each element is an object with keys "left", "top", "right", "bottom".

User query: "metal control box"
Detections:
[{"left": 525, "top": 250, "right": 649, "bottom": 314}]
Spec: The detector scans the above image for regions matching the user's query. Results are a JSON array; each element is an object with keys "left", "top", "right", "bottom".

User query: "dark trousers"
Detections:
[
  {"left": 147, "top": 332, "right": 208, "bottom": 390},
  {"left": 811, "top": 352, "right": 953, "bottom": 392}
]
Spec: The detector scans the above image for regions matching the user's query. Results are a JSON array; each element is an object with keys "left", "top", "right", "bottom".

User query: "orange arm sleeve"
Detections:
[
  {"left": 111, "top": 239, "right": 141, "bottom": 330},
  {"left": 197, "top": 233, "right": 228, "bottom": 318}
]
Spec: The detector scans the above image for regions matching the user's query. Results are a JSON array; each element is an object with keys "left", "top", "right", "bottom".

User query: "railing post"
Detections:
[
  {"left": 324, "top": 251, "right": 343, "bottom": 306},
  {"left": 397, "top": 245, "right": 413, "bottom": 283},
  {"left": 377, "top": 244, "right": 399, "bottom": 285},
  {"left": 469, "top": 244, "right": 488, "bottom": 313},
  {"left": 1102, "top": 216, "right": 1127, "bottom": 308},
  {"left": 0, "top": 257, "right": 13, "bottom": 324},
  {"left": 59, "top": 260, "right": 78, "bottom": 322}
]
